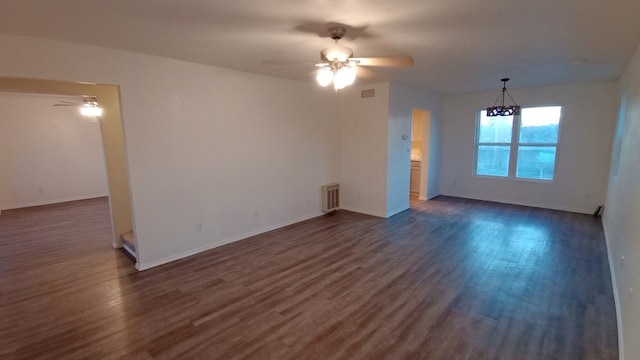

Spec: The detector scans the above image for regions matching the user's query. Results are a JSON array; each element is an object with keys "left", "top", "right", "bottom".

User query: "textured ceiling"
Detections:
[{"left": 1, "top": 0, "right": 639, "bottom": 93}]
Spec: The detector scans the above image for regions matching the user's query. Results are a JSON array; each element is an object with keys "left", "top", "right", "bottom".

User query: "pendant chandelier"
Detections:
[{"left": 486, "top": 78, "right": 520, "bottom": 117}]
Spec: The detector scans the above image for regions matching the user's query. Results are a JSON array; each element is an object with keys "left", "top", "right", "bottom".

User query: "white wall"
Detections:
[
  {"left": 387, "top": 83, "right": 443, "bottom": 216},
  {"left": 0, "top": 35, "right": 340, "bottom": 269},
  {"left": 0, "top": 93, "right": 108, "bottom": 211},
  {"left": 440, "top": 81, "right": 618, "bottom": 213},
  {"left": 603, "top": 42, "right": 640, "bottom": 360},
  {"left": 338, "top": 83, "right": 390, "bottom": 217},
  {"left": 337, "top": 82, "right": 443, "bottom": 218}
]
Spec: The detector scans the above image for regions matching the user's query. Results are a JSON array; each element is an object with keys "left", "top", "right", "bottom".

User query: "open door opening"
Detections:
[
  {"left": 0, "top": 77, "right": 136, "bottom": 264},
  {"left": 409, "top": 109, "right": 431, "bottom": 205}
]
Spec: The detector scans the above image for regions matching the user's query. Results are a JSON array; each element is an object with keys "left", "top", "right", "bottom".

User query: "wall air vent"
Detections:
[
  {"left": 361, "top": 89, "right": 375, "bottom": 98},
  {"left": 321, "top": 183, "right": 340, "bottom": 212}
]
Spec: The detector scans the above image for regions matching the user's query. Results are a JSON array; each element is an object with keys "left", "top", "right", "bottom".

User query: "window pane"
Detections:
[
  {"left": 516, "top": 146, "right": 556, "bottom": 180},
  {"left": 477, "top": 145, "right": 510, "bottom": 177},
  {"left": 519, "top": 106, "right": 561, "bottom": 144},
  {"left": 478, "top": 112, "right": 513, "bottom": 143}
]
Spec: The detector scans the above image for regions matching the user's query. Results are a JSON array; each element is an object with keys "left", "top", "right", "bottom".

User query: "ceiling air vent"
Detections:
[{"left": 361, "top": 89, "right": 375, "bottom": 98}]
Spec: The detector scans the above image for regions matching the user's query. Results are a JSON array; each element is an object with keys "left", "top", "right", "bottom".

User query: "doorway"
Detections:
[
  {"left": 409, "top": 109, "right": 431, "bottom": 203},
  {"left": 0, "top": 77, "right": 136, "bottom": 263}
]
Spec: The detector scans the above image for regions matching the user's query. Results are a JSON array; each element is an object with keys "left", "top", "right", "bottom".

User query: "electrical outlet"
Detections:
[{"left": 196, "top": 222, "right": 202, "bottom": 232}]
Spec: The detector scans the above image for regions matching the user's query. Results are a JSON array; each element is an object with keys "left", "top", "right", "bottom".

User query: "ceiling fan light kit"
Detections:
[
  {"left": 321, "top": 44, "right": 353, "bottom": 62},
  {"left": 80, "top": 97, "right": 103, "bottom": 117},
  {"left": 334, "top": 65, "right": 357, "bottom": 89},
  {"left": 316, "top": 62, "right": 357, "bottom": 90},
  {"left": 486, "top": 78, "right": 521, "bottom": 116},
  {"left": 316, "top": 67, "right": 334, "bottom": 87},
  {"left": 54, "top": 96, "right": 103, "bottom": 117},
  {"left": 314, "top": 26, "right": 414, "bottom": 92}
]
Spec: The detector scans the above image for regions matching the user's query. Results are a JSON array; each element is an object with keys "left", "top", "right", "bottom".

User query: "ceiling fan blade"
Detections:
[
  {"left": 52, "top": 100, "right": 81, "bottom": 106},
  {"left": 356, "top": 66, "right": 378, "bottom": 80},
  {"left": 352, "top": 56, "right": 414, "bottom": 68},
  {"left": 293, "top": 21, "right": 374, "bottom": 40},
  {"left": 262, "top": 60, "right": 316, "bottom": 68}
]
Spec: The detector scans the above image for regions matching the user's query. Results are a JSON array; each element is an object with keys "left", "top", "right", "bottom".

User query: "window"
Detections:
[{"left": 475, "top": 106, "right": 561, "bottom": 181}]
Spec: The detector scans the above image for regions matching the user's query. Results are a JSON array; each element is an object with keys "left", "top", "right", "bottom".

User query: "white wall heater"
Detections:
[{"left": 321, "top": 183, "right": 340, "bottom": 212}]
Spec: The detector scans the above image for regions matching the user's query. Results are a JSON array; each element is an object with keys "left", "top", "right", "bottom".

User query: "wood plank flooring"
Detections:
[{"left": 0, "top": 196, "right": 618, "bottom": 359}]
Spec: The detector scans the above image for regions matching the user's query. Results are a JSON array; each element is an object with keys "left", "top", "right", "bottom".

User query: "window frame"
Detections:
[{"left": 473, "top": 105, "right": 562, "bottom": 182}]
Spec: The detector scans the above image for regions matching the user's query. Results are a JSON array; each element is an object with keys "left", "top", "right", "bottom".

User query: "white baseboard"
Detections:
[
  {"left": 339, "top": 206, "right": 386, "bottom": 218},
  {"left": 0, "top": 194, "right": 109, "bottom": 213},
  {"left": 437, "top": 192, "right": 593, "bottom": 214},
  {"left": 386, "top": 206, "right": 409, "bottom": 218},
  {"left": 602, "top": 219, "right": 624, "bottom": 360},
  {"left": 122, "top": 242, "right": 137, "bottom": 258},
  {"left": 135, "top": 212, "right": 324, "bottom": 271}
]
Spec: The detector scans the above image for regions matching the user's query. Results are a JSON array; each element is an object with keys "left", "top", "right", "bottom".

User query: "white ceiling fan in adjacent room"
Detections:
[
  {"left": 52, "top": 96, "right": 103, "bottom": 118},
  {"left": 314, "top": 26, "right": 414, "bottom": 91}
]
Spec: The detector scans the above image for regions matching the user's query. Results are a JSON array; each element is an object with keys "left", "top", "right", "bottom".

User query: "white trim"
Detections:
[
  {"left": 122, "top": 242, "right": 136, "bottom": 258},
  {"left": 386, "top": 206, "right": 409, "bottom": 218},
  {"left": 0, "top": 194, "right": 109, "bottom": 212},
  {"left": 426, "top": 192, "right": 439, "bottom": 200},
  {"left": 437, "top": 192, "right": 594, "bottom": 214},
  {"left": 105, "top": 195, "right": 120, "bottom": 248},
  {"left": 135, "top": 211, "right": 325, "bottom": 271},
  {"left": 339, "top": 206, "right": 386, "bottom": 218},
  {"left": 602, "top": 219, "right": 624, "bottom": 360}
]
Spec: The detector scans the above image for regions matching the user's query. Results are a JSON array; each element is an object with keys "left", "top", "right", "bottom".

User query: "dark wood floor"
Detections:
[{"left": 0, "top": 196, "right": 618, "bottom": 359}]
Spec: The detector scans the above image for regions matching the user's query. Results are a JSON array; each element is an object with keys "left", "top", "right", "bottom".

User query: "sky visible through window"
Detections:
[
  {"left": 521, "top": 107, "right": 561, "bottom": 127},
  {"left": 477, "top": 106, "right": 561, "bottom": 180}
]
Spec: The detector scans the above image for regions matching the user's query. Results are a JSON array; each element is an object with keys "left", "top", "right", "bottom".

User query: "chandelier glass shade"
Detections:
[
  {"left": 316, "top": 62, "right": 357, "bottom": 91},
  {"left": 316, "top": 67, "right": 333, "bottom": 87},
  {"left": 321, "top": 44, "right": 353, "bottom": 62}
]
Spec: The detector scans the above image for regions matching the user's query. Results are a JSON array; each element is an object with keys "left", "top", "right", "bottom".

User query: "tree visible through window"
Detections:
[{"left": 475, "top": 106, "right": 561, "bottom": 180}]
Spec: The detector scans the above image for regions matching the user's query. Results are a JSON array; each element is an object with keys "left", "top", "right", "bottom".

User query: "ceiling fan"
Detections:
[
  {"left": 315, "top": 26, "right": 414, "bottom": 91},
  {"left": 53, "top": 96, "right": 103, "bottom": 117}
]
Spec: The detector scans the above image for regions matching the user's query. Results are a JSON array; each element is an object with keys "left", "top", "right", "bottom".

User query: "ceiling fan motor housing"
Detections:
[
  {"left": 321, "top": 44, "right": 354, "bottom": 62},
  {"left": 328, "top": 27, "right": 346, "bottom": 40},
  {"left": 321, "top": 27, "right": 354, "bottom": 62}
]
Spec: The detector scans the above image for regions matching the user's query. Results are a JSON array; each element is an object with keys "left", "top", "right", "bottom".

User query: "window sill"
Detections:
[{"left": 473, "top": 174, "right": 555, "bottom": 183}]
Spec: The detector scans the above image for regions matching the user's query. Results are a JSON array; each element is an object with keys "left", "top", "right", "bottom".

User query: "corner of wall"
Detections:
[{"left": 601, "top": 216, "right": 625, "bottom": 360}]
